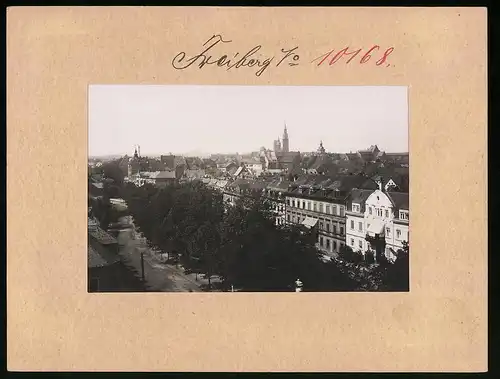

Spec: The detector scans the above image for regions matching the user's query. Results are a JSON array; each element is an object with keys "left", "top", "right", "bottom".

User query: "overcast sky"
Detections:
[{"left": 89, "top": 85, "right": 408, "bottom": 157}]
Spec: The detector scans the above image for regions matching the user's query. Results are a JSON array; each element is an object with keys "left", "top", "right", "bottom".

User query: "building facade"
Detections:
[
  {"left": 263, "top": 177, "right": 289, "bottom": 226},
  {"left": 345, "top": 186, "right": 409, "bottom": 261},
  {"left": 285, "top": 188, "right": 346, "bottom": 258}
]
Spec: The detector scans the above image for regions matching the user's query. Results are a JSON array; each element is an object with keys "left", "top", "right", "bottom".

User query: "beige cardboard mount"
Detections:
[{"left": 7, "top": 7, "right": 487, "bottom": 372}]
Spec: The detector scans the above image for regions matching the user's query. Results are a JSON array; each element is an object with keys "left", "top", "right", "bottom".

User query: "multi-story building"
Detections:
[
  {"left": 263, "top": 177, "right": 289, "bottom": 226},
  {"left": 345, "top": 184, "right": 409, "bottom": 261},
  {"left": 284, "top": 174, "right": 378, "bottom": 258},
  {"left": 222, "top": 178, "right": 250, "bottom": 207}
]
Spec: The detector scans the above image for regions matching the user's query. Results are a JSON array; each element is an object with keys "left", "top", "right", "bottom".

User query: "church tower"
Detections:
[
  {"left": 273, "top": 137, "right": 282, "bottom": 154},
  {"left": 317, "top": 140, "right": 326, "bottom": 155},
  {"left": 282, "top": 124, "right": 289, "bottom": 153}
]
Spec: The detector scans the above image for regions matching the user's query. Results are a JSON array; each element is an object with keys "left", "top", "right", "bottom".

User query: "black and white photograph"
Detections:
[{"left": 88, "top": 85, "right": 409, "bottom": 293}]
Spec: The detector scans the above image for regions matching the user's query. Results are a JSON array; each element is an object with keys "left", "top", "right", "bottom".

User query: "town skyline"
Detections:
[
  {"left": 89, "top": 85, "right": 408, "bottom": 157},
  {"left": 88, "top": 142, "right": 409, "bottom": 160}
]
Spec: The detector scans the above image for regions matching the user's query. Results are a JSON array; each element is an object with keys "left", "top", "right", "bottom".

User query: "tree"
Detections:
[
  {"left": 339, "top": 245, "right": 363, "bottom": 264},
  {"left": 102, "top": 160, "right": 125, "bottom": 185},
  {"left": 380, "top": 241, "right": 409, "bottom": 291},
  {"left": 120, "top": 180, "right": 388, "bottom": 292}
]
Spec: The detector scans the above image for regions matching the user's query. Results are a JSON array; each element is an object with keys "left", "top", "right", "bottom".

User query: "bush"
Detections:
[
  {"left": 339, "top": 245, "right": 364, "bottom": 264},
  {"left": 364, "top": 250, "right": 375, "bottom": 264}
]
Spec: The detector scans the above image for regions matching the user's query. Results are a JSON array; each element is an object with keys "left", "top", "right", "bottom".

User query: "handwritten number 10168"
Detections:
[{"left": 312, "top": 46, "right": 394, "bottom": 67}]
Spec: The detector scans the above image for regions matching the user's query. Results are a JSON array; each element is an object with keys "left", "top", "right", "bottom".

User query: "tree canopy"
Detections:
[{"left": 120, "top": 181, "right": 409, "bottom": 292}]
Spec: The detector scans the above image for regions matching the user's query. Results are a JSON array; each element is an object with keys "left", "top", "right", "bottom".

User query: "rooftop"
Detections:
[
  {"left": 89, "top": 226, "right": 118, "bottom": 245},
  {"left": 88, "top": 244, "right": 120, "bottom": 268}
]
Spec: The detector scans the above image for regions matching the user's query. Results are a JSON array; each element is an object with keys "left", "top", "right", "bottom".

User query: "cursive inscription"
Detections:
[{"left": 172, "top": 35, "right": 300, "bottom": 77}]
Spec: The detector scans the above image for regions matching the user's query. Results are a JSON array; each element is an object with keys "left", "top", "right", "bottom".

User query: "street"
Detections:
[{"left": 115, "top": 216, "right": 203, "bottom": 292}]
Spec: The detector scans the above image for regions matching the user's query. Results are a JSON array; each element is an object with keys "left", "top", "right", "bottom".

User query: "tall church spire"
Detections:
[{"left": 282, "top": 123, "right": 289, "bottom": 153}]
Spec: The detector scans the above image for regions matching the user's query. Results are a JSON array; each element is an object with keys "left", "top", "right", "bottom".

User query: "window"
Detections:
[
  {"left": 332, "top": 205, "right": 337, "bottom": 215},
  {"left": 333, "top": 225, "right": 337, "bottom": 234},
  {"left": 359, "top": 240, "right": 363, "bottom": 249},
  {"left": 385, "top": 210, "right": 389, "bottom": 218},
  {"left": 333, "top": 241, "right": 337, "bottom": 250},
  {"left": 340, "top": 207, "right": 345, "bottom": 216},
  {"left": 326, "top": 224, "right": 330, "bottom": 232},
  {"left": 302, "top": 201, "right": 305, "bottom": 209},
  {"left": 386, "top": 227, "right": 391, "bottom": 236},
  {"left": 376, "top": 208, "right": 383, "bottom": 217},
  {"left": 358, "top": 222, "right": 362, "bottom": 232},
  {"left": 319, "top": 222, "right": 323, "bottom": 230},
  {"left": 396, "top": 229, "right": 401, "bottom": 239},
  {"left": 350, "top": 220, "right": 355, "bottom": 229},
  {"left": 319, "top": 203, "right": 324, "bottom": 213},
  {"left": 308, "top": 202, "right": 311, "bottom": 210},
  {"left": 369, "top": 207, "right": 372, "bottom": 215},
  {"left": 320, "top": 236, "right": 324, "bottom": 247},
  {"left": 326, "top": 239, "right": 330, "bottom": 249},
  {"left": 287, "top": 214, "right": 290, "bottom": 221},
  {"left": 313, "top": 202, "right": 317, "bottom": 212},
  {"left": 293, "top": 200, "right": 296, "bottom": 208},
  {"left": 340, "top": 227, "right": 344, "bottom": 235},
  {"left": 351, "top": 238, "right": 354, "bottom": 246},
  {"left": 326, "top": 205, "right": 330, "bottom": 214},
  {"left": 400, "top": 211, "right": 409, "bottom": 220}
]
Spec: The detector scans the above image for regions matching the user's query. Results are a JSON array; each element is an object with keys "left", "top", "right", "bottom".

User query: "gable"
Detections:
[{"left": 366, "top": 190, "right": 394, "bottom": 208}]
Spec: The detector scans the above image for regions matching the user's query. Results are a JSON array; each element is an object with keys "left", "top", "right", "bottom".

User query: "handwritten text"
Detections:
[
  {"left": 311, "top": 46, "right": 395, "bottom": 67},
  {"left": 172, "top": 35, "right": 301, "bottom": 77}
]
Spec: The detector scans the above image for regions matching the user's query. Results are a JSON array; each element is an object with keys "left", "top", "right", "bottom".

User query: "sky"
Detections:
[{"left": 88, "top": 85, "right": 408, "bottom": 157}]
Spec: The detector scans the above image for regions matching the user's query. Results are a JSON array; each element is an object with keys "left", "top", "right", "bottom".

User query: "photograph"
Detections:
[{"left": 88, "top": 85, "right": 409, "bottom": 293}]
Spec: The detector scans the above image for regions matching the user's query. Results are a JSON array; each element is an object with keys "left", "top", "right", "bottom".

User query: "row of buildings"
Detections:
[
  {"left": 115, "top": 126, "right": 408, "bottom": 186},
  {"left": 203, "top": 172, "right": 409, "bottom": 263}
]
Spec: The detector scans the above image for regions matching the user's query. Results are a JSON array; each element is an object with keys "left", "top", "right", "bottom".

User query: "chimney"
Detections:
[{"left": 379, "top": 177, "right": 384, "bottom": 191}]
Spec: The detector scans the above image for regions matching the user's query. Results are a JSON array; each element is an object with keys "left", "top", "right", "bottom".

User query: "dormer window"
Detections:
[
  {"left": 399, "top": 210, "right": 409, "bottom": 220},
  {"left": 352, "top": 203, "right": 360, "bottom": 213}
]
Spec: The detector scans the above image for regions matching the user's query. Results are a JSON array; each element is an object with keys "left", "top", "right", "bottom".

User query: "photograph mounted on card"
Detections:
[
  {"left": 7, "top": 6, "right": 487, "bottom": 372},
  {"left": 88, "top": 84, "right": 409, "bottom": 293}
]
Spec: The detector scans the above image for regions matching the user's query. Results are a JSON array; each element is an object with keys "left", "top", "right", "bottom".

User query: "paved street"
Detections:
[{"left": 115, "top": 218, "right": 203, "bottom": 292}]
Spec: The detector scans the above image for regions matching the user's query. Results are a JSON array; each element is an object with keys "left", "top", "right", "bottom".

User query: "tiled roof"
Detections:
[
  {"left": 266, "top": 178, "right": 290, "bottom": 191},
  {"left": 185, "top": 169, "right": 205, "bottom": 177},
  {"left": 215, "top": 180, "right": 228, "bottom": 189},
  {"left": 227, "top": 166, "right": 239, "bottom": 176},
  {"left": 234, "top": 166, "right": 244, "bottom": 177},
  {"left": 387, "top": 191, "right": 409, "bottom": 210},
  {"left": 88, "top": 244, "right": 119, "bottom": 268},
  {"left": 286, "top": 174, "right": 377, "bottom": 200},
  {"left": 155, "top": 170, "right": 176, "bottom": 179},
  {"left": 89, "top": 227, "right": 118, "bottom": 245},
  {"left": 88, "top": 245, "right": 108, "bottom": 268},
  {"left": 227, "top": 178, "right": 250, "bottom": 191},
  {"left": 349, "top": 188, "right": 374, "bottom": 205},
  {"left": 249, "top": 181, "right": 270, "bottom": 191}
]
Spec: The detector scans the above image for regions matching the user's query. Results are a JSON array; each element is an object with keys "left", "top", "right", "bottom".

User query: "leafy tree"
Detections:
[
  {"left": 102, "top": 160, "right": 125, "bottom": 185},
  {"left": 339, "top": 245, "right": 363, "bottom": 264},
  {"left": 120, "top": 179, "right": 393, "bottom": 292},
  {"left": 380, "top": 241, "right": 409, "bottom": 291}
]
